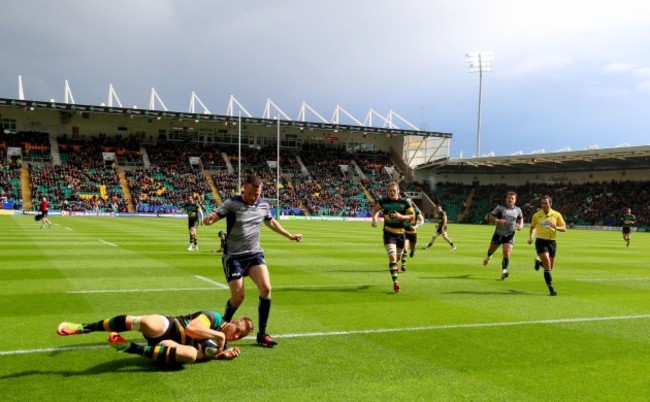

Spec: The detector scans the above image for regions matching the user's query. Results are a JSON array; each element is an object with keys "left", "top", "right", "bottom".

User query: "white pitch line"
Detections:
[
  {"left": 3, "top": 314, "right": 649, "bottom": 357},
  {"left": 98, "top": 239, "right": 118, "bottom": 247},
  {"left": 279, "top": 314, "right": 650, "bottom": 339},
  {"left": 195, "top": 275, "right": 229, "bottom": 289},
  {"left": 66, "top": 283, "right": 364, "bottom": 294},
  {"left": 67, "top": 287, "right": 224, "bottom": 294},
  {"left": 577, "top": 278, "right": 650, "bottom": 282}
]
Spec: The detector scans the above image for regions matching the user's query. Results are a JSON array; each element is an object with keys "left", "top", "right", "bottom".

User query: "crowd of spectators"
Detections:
[
  {"left": 448, "top": 180, "right": 650, "bottom": 226},
  {"left": 1, "top": 161, "right": 22, "bottom": 208},
  {"left": 298, "top": 144, "right": 373, "bottom": 217},
  {"left": 5, "top": 131, "right": 650, "bottom": 227},
  {"left": 1, "top": 131, "right": 51, "bottom": 162}
]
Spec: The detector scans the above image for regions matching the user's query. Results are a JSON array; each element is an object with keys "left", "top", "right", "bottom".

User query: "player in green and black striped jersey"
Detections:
[
  {"left": 181, "top": 195, "right": 202, "bottom": 251},
  {"left": 371, "top": 181, "right": 415, "bottom": 293},
  {"left": 620, "top": 207, "right": 636, "bottom": 248}
]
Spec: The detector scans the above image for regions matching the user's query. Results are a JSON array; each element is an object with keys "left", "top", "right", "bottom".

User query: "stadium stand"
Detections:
[{"left": 1, "top": 101, "right": 648, "bottom": 230}]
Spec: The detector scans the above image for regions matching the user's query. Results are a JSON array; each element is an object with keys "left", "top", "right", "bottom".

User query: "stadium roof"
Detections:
[
  {"left": 0, "top": 93, "right": 452, "bottom": 140},
  {"left": 415, "top": 145, "right": 650, "bottom": 174}
]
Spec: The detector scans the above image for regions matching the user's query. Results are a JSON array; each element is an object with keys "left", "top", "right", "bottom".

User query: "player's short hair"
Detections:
[
  {"left": 507, "top": 191, "right": 517, "bottom": 198},
  {"left": 541, "top": 195, "right": 552, "bottom": 204},
  {"left": 244, "top": 175, "right": 263, "bottom": 187},
  {"left": 236, "top": 316, "right": 254, "bottom": 337}
]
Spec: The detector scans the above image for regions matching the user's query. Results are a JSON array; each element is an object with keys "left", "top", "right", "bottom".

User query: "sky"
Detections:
[{"left": 2, "top": 0, "right": 650, "bottom": 158}]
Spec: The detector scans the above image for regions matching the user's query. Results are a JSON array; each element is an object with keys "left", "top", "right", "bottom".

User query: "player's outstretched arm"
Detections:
[
  {"left": 267, "top": 219, "right": 303, "bottom": 242},
  {"left": 216, "top": 346, "right": 241, "bottom": 360},
  {"left": 203, "top": 211, "right": 220, "bottom": 226}
]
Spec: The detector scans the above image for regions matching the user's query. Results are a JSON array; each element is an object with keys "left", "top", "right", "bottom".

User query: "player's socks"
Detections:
[
  {"left": 112, "top": 336, "right": 180, "bottom": 365},
  {"left": 258, "top": 296, "right": 272, "bottom": 336},
  {"left": 502, "top": 258, "right": 509, "bottom": 270},
  {"left": 142, "top": 344, "right": 179, "bottom": 365},
  {"left": 223, "top": 300, "right": 238, "bottom": 322},
  {"left": 83, "top": 315, "right": 130, "bottom": 332},
  {"left": 389, "top": 262, "right": 399, "bottom": 282},
  {"left": 544, "top": 270, "right": 556, "bottom": 295}
]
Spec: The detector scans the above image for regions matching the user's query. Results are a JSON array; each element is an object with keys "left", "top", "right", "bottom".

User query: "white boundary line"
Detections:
[
  {"left": 577, "top": 278, "right": 650, "bottom": 282},
  {"left": 98, "top": 239, "right": 118, "bottom": 247},
  {"left": 66, "top": 283, "right": 364, "bottom": 294},
  {"left": 3, "top": 314, "right": 649, "bottom": 356},
  {"left": 195, "top": 275, "right": 229, "bottom": 289},
  {"left": 280, "top": 314, "right": 650, "bottom": 338}
]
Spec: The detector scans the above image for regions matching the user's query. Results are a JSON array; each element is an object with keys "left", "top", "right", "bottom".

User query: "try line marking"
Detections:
[
  {"left": 3, "top": 313, "right": 649, "bottom": 356},
  {"left": 577, "top": 277, "right": 650, "bottom": 282},
  {"left": 66, "top": 280, "right": 362, "bottom": 294},
  {"left": 98, "top": 239, "right": 117, "bottom": 247}
]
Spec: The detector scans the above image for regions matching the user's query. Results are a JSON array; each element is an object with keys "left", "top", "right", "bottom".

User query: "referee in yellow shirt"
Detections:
[{"left": 527, "top": 195, "right": 567, "bottom": 296}]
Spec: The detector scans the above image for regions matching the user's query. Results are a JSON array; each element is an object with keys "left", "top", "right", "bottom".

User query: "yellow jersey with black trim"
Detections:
[
  {"left": 377, "top": 197, "right": 414, "bottom": 235},
  {"left": 530, "top": 208, "right": 566, "bottom": 240}
]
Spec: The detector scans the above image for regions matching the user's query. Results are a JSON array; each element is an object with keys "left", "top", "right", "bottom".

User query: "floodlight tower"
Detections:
[{"left": 466, "top": 52, "right": 494, "bottom": 157}]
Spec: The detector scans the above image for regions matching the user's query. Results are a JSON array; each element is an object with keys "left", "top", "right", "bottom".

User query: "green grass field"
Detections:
[{"left": 1, "top": 215, "right": 649, "bottom": 401}]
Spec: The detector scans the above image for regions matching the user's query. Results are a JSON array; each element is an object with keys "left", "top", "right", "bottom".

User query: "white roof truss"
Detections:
[
  {"left": 189, "top": 91, "right": 211, "bottom": 114},
  {"left": 262, "top": 98, "right": 292, "bottom": 120},
  {"left": 148, "top": 88, "right": 168, "bottom": 111}
]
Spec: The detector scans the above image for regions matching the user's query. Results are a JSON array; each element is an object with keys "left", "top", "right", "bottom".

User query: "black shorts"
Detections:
[
  {"left": 222, "top": 251, "right": 266, "bottom": 282},
  {"left": 436, "top": 225, "right": 447, "bottom": 235},
  {"left": 405, "top": 232, "right": 417, "bottom": 244},
  {"left": 535, "top": 238, "right": 557, "bottom": 257},
  {"left": 41, "top": 210, "right": 49, "bottom": 218},
  {"left": 188, "top": 217, "right": 199, "bottom": 229},
  {"left": 622, "top": 227, "right": 631, "bottom": 235},
  {"left": 144, "top": 317, "right": 187, "bottom": 346},
  {"left": 490, "top": 233, "right": 515, "bottom": 245},
  {"left": 383, "top": 231, "right": 406, "bottom": 249}
]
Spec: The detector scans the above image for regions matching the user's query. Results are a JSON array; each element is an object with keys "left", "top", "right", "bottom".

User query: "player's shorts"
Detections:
[
  {"left": 223, "top": 251, "right": 267, "bottom": 282},
  {"left": 535, "top": 238, "right": 557, "bottom": 257},
  {"left": 188, "top": 217, "right": 199, "bottom": 229},
  {"left": 41, "top": 210, "right": 49, "bottom": 218},
  {"left": 490, "top": 233, "right": 515, "bottom": 245},
  {"left": 435, "top": 225, "right": 447, "bottom": 235},
  {"left": 144, "top": 316, "right": 187, "bottom": 346},
  {"left": 383, "top": 231, "right": 406, "bottom": 249},
  {"left": 405, "top": 231, "right": 417, "bottom": 244},
  {"left": 622, "top": 227, "right": 631, "bottom": 235}
]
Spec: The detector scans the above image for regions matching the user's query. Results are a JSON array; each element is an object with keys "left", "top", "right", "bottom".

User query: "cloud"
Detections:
[
  {"left": 508, "top": 55, "right": 573, "bottom": 75},
  {"left": 637, "top": 81, "right": 650, "bottom": 92},
  {"left": 602, "top": 63, "right": 636, "bottom": 74},
  {"left": 633, "top": 67, "right": 650, "bottom": 77}
]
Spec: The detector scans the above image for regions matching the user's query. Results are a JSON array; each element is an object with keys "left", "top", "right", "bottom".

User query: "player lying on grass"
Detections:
[{"left": 57, "top": 311, "right": 253, "bottom": 365}]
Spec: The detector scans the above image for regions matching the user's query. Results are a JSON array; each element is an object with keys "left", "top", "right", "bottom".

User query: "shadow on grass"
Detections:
[
  {"left": 279, "top": 285, "right": 373, "bottom": 292},
  {"left": 443, "top": 289, "right": 530, "bottom": 296},
  {"left": 0, "top": 357, "right": 183, "bottom": 380},
  {"left": 418, "top": 274, "right": 477, "bottom": 280}
]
